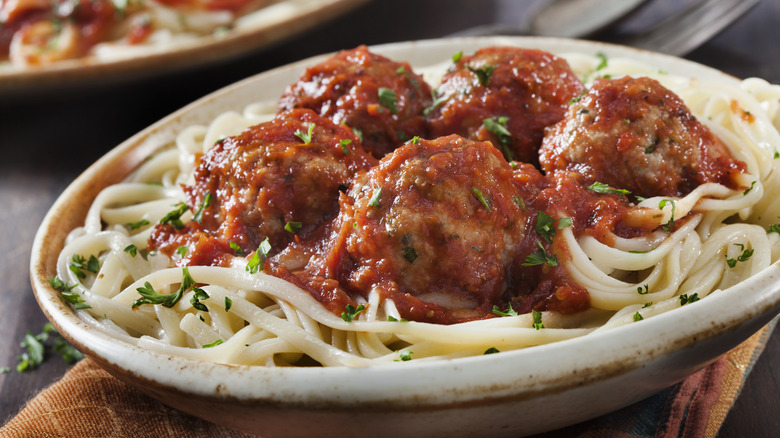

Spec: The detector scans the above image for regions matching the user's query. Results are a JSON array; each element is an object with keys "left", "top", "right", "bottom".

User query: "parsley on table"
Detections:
[{"left": 15, "top": 323, "right": 84, "bottom": 373}]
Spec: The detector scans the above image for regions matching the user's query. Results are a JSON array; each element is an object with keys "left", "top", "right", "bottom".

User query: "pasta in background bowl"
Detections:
[{"left": 30, "top": 37, "right": 780, "bottom": 437}]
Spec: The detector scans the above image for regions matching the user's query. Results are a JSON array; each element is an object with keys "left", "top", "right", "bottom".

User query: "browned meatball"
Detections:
[
  {"left": 150, "top": 108, "right": 377, "bottom": 265},
  {"left": 309, "top": 135, "right": 530, "bottom": 323},
  {"left": 427, "top": 47, "right": 585, "bottom": 165},
  {"left": 539, "top": 76, "right": 746, "bottom": 198},
  {"left": 278, "top": 45, "right": 433, "bottom": 159}
]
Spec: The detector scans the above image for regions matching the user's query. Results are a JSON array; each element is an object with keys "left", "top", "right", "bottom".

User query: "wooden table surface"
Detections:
[{"left": 1, "top": 0, "right": 778, "bottom": 435}]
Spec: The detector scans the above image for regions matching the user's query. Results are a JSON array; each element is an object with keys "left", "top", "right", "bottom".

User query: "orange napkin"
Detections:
[{"left": 1, "top": 320, "right": 775, "bottom": 438}]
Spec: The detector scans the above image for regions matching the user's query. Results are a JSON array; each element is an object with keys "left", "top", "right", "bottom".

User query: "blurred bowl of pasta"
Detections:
[{"left": 30, "top": 37, "right": 780, "bottom": 437}]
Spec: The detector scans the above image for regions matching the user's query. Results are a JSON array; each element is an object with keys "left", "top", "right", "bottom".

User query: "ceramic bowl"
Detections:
[{"left": 30, "top": 37, "right": 780, "bottom": 437}]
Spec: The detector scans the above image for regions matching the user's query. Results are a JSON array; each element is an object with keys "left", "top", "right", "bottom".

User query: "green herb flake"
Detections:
[
  {"left": 535, "top": 211, "right": 557, "bottom": 243},
  {"left": 246, "top": 238, "right": 272, "bottom": 274},
  {"left": 402, "top": 246, "right": 418, "bottom": 264},
  {"left": 557, "top": 217, "right": 573, "bottom": 229},
  {"left": 190, "top": 287, "right": 210, "bottom": 312},
  {"left": 484, "top": 347, "right": 500, "bottom": 355},
  {"left": 284, "top": 221, "right": 302, "bottom": 234},
  {"left": 492, "top": 302, "right": 518, "bottom": 317},
  {"left": 483, "top": 116, "right": 514, "bottom": 160},
  {"left": 532, "top": 310, "right": 545, "bottom": 330},
  {"left": 743, "top": 181, "right": 757, "bottom": 195},
  {"left": 637, "top": 284, "right": 649, "bottom": 295},
  {"left": 726, "top": 245, "right": 753, "bottom": 268},
  {"left": 387, "top": 315, "right": 408, "bottom": 322},
  {"left": 368, "top": 187, "right": 382, "bottom": 208},
  {"left": 468, "top": 64, "right": 496, "bottom": 86},
  {"left": 398, "top": 350, "right": 413, "bottom": 361},
  {"left": 229, "top": 241, "right": 245, "bottom": 256},
  {"left": 48, "top": 276, "right": 76, "bottom": 292},
  {"left": 340, "top": 139, "right": 352, "bottom": 154},
  {"left": 679, "top": 293, "right": 700, "bottom": 306},
  {"left": 767, "top": 224, "right": 780, "bottom": 234},
  {"left": 294, "top": 123, "right": 315, "bottom": 144},
  {"left": 423, "top": 90, "right": 448, "bottom": 116},
  {"left": 193, "top": 192, "right": 213, "bottom": 224},
  {"left": 588, "top": 182, "right": 631, "bottom": 198},
  {"left": 225, "top": 296, "right": 233, "bottom": 312},
  {"left": 132, "top": 267, "right": 195, "bottom": 309},
  {"left": 595, "top": 52, "right": 608, "bottom": 70},
  {"left": 202, "top": 339, "right": 223, "bottom": 348},
  {"left": 659, "top": 199, "right": 676, "bottom": 233},
  {"left": 124, "top": 244, "right": 138, "bottom": 257},
  {"left": 471, "top": 187, "right": 492, "bottom": 212},
  {"left": 378, "top": 87, "right": 398, "bottom": 114},
  {"left": 176, "top": 246, "right": 188, "bottom": 257},
  {"left": 523, "top": 240, "right": 558, "bottom": 267},
  {"left": 633, "top": 311, "right": 644, "bottom": 322},
  {"left": 160, "top": 202, "right": 189, "bottom": 229},
  {"left": 126, "top": 219, "right": 150, "bottom": 230},
  {"left": 452, "top": 51, "right": 463, "bottom": 63},
  {"left": 341, "top": 303, "right": 365, "bottom": 322}
]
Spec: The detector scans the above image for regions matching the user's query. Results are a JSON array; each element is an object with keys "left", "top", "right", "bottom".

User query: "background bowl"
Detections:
[{"left": 30, "top": 37, "right": 780, "bottom": 437}]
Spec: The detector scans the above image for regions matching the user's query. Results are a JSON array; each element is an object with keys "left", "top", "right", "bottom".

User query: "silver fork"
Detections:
[{"left": 614, "top": 0, "right": 760, "bottom": 56}]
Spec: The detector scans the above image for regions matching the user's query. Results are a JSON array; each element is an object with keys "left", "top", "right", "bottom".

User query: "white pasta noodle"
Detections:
[{"left": 54, "top": 51, "right": 780, "bottom": 367}]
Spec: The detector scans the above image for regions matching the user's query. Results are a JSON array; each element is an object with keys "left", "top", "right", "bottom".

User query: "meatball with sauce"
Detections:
[
  {"left": 149, "top": 108, "right": 377, "bottom": 266},
  {"left": 309, "top": 135, "right": 532, "bottom": 323},
  {"left": 278, "top": 45, "right": 433, "bottom": 159},
  {"left": 427, "top": 47, "right": 585, "bottom": 165},
  {"left": 539, "top": 76, "right": 746, "bottom": 198}
]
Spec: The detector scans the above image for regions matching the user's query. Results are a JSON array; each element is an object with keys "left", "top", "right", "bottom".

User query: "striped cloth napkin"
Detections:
[{"left": 1, "top": 319, "right": 776, "bottom": 437}]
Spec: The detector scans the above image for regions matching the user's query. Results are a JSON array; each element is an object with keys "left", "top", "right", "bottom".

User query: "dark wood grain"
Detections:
[{"left": 1, "top": 0, "right": 777, "bottom": 435}]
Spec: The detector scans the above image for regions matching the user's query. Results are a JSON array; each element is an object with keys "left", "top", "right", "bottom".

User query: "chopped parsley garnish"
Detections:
[
  {"left": 468, "top": 64, "right": 496, "bottom": 86},
  {"left": 407, "top": 136, "right": 421, "bottom": 145},
  {"left": 523, "top": 240, "right": 558, "bottom": 267},
  {"left": 633, "top": 311, "right": 644, "bottom": 322},
  {"left": 492, "top": 302, "right": 518, "bottom": 317},
  {"left": 294, "top": 123, "right": 315, "bottom": 144},
  {"left": 284, "top": 221, "right": 302, "bottom": 234},
  {"left": 190, "top": 287, "right": 210, "bottom": 312},
  {"left": 341, "top": 303, "right": 365, "bottom": 322},
  {"left": 124, "top": 244, "right": 138, "bottom": 257},
  {"left": 160, "top": 202, "right": 189, "bottom": 229},
  {"left": 588, "top": 182, "right": 630, "bottom": 198},
  {"left": 558, "top": 217, "right": 573, "bottom": 229},
  {"left": 229, "top": 241, "right": 245, "bottom": 256},
  {"left": 0, "top": 367, "right": 10, "bottom": 374},
  {"left": 48, "top": 276, "right": 76, "bottom": 293},
  {"left": 532, "top": 310, "right": 544, "bottom": 330},
  {"left": 595, "top": 52, "right": 608, "bottom": 70},
  {"left": 387, "top": 315, "right": 408, "bottom": 322},
  {"left": 368, "top": 187, "right": 382, "bottom": 208},
  {"left": 202, "top": 339, "right": 223, "bottom": 348},
  {"left": 423, "top": 90, "right": 448, "bottom": 116},
  {"left": 484, "top": 347, "right": 500, "bottom": 355},
  {"left": 398, "top": 350, "right": 413, "bottom": 361},
  {"left": 483, "top": 116, "right": 514, "bottom": 160},
  {"left": 637, "top": 284, "right": 649, "bottom": 295},
  {"left": 679, "top": 293, "right": 700, "bottom": 306},
  {"left": 61, "top": 290, "right": 91, "bottom": 310},
  {"left": 132, "top": 267, "right": 195, "bottom": 309},
  {"left": 535, "top": 211, "right": 557, "bottom": 243},
  {"left": 569, "top": 90, "right": 587, "bottom": 105},
  {"left": 246, "top": 238, "right": 272, "bottom": 274},
  {"left": 726, "top": 245, "right": 753, "bottom": 268},
  {"left": 643, "top": 302, "right": 653, "bottom": 308},
  {"left": 395, "top": 66, "right": 421, "bottom": 89},
  {"left": 193, "top": 192, "right": 213, "bottom": 224},
  {"left": 402, "top": 246, "right": 418, "bottom": 264},
  {"left": 378, "top": 87, "right": 398, "bottom": 114},
  {"left": 768, "top": 224, "right": 780, "bottom": 234},
  {"left": 340, "top": 139, "right": 352, "bottom": 154},
  {"left": 68, "top": 254, "right": 99, "bottom": 279},
  {"left": 176, "top": 246, "right": 188, "bottom": 257},
  {"left": 225, "top": 296, "right": 233, "bottom": 312},
  {"left": 352, "top": 127, "right": 363, "bottom": 142},
  {"left": 658, "top": 199, "right": 676, "bottom": 232},
  {"left": 743, "top": 181, "right": 757, "bottom": 195},
  {"left": 126, "top": 219, "right": 150, "bottom": 230},
  {"left": 471, "top": 187, "right": 492, "bottom": 212},
  {"left": 452, "top": 51, "right": 463, "bottom": 63}
]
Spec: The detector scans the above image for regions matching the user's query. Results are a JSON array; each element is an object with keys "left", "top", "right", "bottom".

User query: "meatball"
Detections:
[
  {"left": 278, "top": 45, "right": 433, "bottom": 159},
  {"left": 150, "top": 108, "right": 377, "bottom": 265},
  {"left": 539, "top": 76, "right": 746, "bottom": 198},
  {"left": 311, "top": 135, "right": 530, "bottom": 323},
  {"left": 427, "top": 47, "right": 585, "bottom": 164}
]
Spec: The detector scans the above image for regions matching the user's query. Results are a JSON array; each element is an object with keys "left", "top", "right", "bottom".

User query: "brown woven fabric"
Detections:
[{"left": 1, "top": 322, "right": 775, "bottom": 437}]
